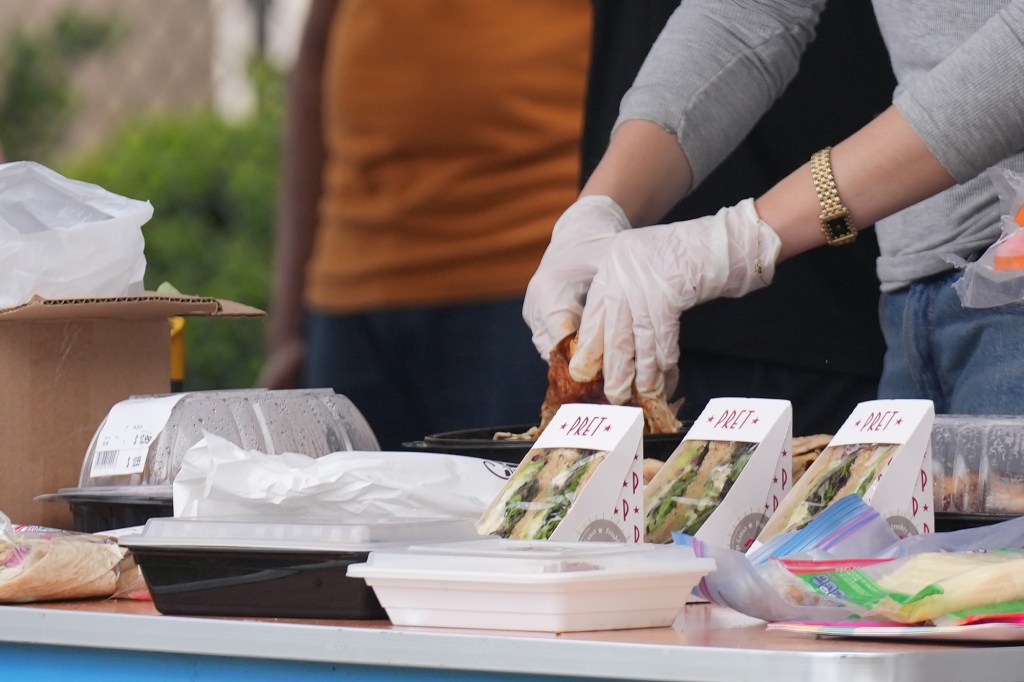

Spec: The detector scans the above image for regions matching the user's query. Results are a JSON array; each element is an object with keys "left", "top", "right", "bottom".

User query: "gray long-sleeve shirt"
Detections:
[{"left": 617, "top": 0, "right": 1024, "bottom": 291}]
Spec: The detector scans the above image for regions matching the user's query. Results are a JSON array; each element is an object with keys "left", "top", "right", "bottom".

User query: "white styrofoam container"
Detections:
[{"left": 346, "top": 539, "right": 715, "bottom": 632}]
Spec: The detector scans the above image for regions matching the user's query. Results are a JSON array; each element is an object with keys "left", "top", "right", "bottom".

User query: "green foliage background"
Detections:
[
  {"left": 0, "top": 10, "right": 122, "bottom": 161},
  {"left": 60, "top": 95, "right": 281, "bottom": 390},
  {"left": 0, "top": 10, "right": 282, "bottom": 391}
]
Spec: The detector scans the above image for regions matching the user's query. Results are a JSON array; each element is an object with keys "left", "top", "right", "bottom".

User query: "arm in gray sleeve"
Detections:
[
  {"left": 894, "top": 1, "right": 1024, "bottom": 183},
  {"left": 615, "top": 0, "right": 826, "bottom": 191}
]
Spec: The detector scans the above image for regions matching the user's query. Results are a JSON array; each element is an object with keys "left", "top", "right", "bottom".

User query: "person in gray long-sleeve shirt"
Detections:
[{"left": 523, "top": 0, "right": 1024, "bottom": 417}]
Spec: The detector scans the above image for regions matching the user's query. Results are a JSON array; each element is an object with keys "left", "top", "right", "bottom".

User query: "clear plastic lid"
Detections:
[
  {"left": 118, "top": 515, "right": 478, "bottom": 553},
  {"left": 75, "top": 388, "right": 380, "bottom": 491},
  {"left": 932, "top": 414, "right": 1024, "bottom": 514},
  {"left": 350, "top": 539, "right": 715, "bottom": 579}
]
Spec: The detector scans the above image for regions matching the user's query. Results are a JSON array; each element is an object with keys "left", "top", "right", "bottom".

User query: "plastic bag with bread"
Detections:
[{"left": 0, "top": 511, "right": 127, "bottom": 603}]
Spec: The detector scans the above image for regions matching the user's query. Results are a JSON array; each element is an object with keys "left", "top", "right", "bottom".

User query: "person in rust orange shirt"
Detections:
[{"left": 261, "top": 0, "right": 592, "bottom": 449}]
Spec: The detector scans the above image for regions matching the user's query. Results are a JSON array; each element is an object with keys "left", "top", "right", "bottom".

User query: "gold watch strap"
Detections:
[{"left": 810, "top": 146, "right": 857, "bottom": 246}]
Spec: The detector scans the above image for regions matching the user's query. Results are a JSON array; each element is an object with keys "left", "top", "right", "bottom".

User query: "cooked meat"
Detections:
[
  {"left": 791, "top": 434, "right": 833, "bottom": 483},
  {"left": 539, "top": 335, "right": 683, "bottom": 435}
]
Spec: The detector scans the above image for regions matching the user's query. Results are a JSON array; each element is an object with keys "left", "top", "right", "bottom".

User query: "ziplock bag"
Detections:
[
  {"left": 678, "top": 495, "right": 900, "bottom": 622},
  {"left": 681, "top": 492, "right": 1024, "bottom": 624}
]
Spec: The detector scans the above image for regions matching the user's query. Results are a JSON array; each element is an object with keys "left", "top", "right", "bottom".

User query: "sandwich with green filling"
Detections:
[
  {"left": 476, "top": 447, "right": 607, "bottom": 539},
  {"left": 758, "top": 442, "right": 899, "bottom": 541},
  {"left": 644, "top": 439, "right": 757, "bottom": 543}
]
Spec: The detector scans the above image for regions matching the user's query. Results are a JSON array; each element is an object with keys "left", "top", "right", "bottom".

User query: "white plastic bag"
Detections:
[
  {"left": 952, "top": 168, "right": 1024, "bottom": 308},
  {"left": 173, "top": 431, "right": 514, "bottom": 520},
  {"left": 0, "top": 161, "right": 152, "bottom": 308}
]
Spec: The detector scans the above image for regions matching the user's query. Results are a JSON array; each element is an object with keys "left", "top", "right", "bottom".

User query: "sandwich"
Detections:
[
  {"left": 476, "top": 446, "right": 607, "bottom": 539},
  {"left": 758, "top": 442, "right": 899, "bottom": 541},
  {"left": 644, "top": 439, "right": 757, "bottom": 543}
]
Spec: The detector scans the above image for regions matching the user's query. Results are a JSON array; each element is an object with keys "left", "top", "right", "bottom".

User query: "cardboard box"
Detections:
[
  {"left": 477, "top": 403, "right": 645, "bottom": 543},
  {"left": 644, "top": 398, "right": 792, "bottom": 549},
  {"left": 0, "top": 293, "right": 262, "bottom": 528}
]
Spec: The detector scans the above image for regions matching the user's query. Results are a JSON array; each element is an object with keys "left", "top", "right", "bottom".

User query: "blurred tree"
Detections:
[
  {"left": 60, "top": 59, "right": 284, "bottom": 391},
  {"left": 0, "top": 9, "right": 121, "bottom": 162}
]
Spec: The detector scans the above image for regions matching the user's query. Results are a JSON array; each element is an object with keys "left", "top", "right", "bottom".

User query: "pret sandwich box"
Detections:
[
  {"left": 347, "top": 538, "right": 716, "bottom": 632},
  {"left": 757, "top": 399, "right": 935, "bottom": 544},
  {"left": 0, "top": 293, "right": 262, "bottom": 528},
  {"left": 475, "top": 403, "right": 645, "bottom": 543},
  {"left": 644, "top": 398, "right": 792, "bottom": 549},
  {"left": 119, "top": 515, "right": 478, "bottom": 619}
]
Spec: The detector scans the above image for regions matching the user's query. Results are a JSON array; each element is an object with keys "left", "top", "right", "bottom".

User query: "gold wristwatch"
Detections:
[{"left": 810, "top": 146, "right": 857, "bottom": 246}]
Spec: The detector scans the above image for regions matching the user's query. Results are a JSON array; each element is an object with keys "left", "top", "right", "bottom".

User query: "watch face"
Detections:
[{"left": 823, "top": 214, "right": 856, "bottom": 244}]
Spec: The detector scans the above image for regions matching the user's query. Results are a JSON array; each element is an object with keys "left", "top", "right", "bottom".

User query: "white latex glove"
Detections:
[
  {"left": 569, "top": 198, "right": 782, "bottom": 404},
  {"left": 523, "top": 195, "right": 631, "bottom": 360}
]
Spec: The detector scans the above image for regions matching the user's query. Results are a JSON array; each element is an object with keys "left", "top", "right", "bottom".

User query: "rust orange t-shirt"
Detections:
[{"left": 305, "top": 0, "right": 592, "bottom": 313}]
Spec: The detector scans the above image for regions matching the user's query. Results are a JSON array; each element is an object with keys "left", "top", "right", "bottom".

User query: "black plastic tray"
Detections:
[
  {"left": 68, "top": 498, "right": 173, "bottom": 533},
  {"left": 403, "top": 423, "right": 688, "bottom": 464},
  {"left": 934, "top": 511, "right": 1021, "bottom": 532},
  {"left": 127, "top": 546, "right": 385, "bottom": 619}
]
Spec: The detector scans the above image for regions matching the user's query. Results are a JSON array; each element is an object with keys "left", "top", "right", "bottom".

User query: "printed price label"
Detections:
[{"left": 88, "top": 395, "right": 185, "bottom": 478}]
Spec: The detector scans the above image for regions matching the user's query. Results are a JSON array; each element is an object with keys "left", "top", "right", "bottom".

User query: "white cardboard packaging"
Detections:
[
  {"left": 476, "top": 404, "right": 645, "bottom": 543},
  {"left": 834, "top": 399, "right": 935, "bottom": 536},
  {"left": 644, "top": 398, "right": 792, "bottom": 550},
  {"left": 757, "top": 399, "right": 935, "bottom": 543},
  {"left": 347, "top": 539, "right": 716, "bottom": 633}
]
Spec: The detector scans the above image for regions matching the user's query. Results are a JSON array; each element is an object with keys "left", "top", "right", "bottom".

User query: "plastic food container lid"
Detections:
[
  {"left": 119, "top": 516, "right": 478, "bottom": 553},
  {"left": 348, "top": 538, "right": 715, "bottom": 582},
  {"left": 43, "top": 485, "right": 174, "bottom": 503},
  {"left": 347, "top": 539, "right": 716, "bottom": 632},
  {"left": 76, "top": 388, "right": 380, "bottom": 491}
]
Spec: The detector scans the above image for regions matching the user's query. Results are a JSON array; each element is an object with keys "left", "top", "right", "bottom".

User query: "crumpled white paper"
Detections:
[
  {"left": 172, "top": 432, "right": 514, "bottom": 520},
  {"left": 0, "top": 161, "right": 152, "bottom": 308}
]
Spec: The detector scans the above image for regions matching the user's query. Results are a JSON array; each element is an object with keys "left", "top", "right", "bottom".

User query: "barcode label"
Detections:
[
  {"left": 88, "top": 394, "right": 186, "bottom": 478},
  {"left": 93, "top": 450, "right": 120, "bottom": 470}
]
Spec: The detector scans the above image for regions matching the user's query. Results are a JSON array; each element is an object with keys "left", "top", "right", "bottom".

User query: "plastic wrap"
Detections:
[{"left": 952, "top": 167, "right": 1024, "bottom": 307}]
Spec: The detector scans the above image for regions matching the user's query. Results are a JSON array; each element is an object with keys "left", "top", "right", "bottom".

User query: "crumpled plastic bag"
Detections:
[
  {"left": 951, "top": 167, "right": 1024, "bottom": 308},
  {"left": 679, "top": 494, "right": 1024, "bottom": 625},
  {"left": 173, "top": 431, "right": 514, "bottom": 520},
  {"left": 678, "top": 495, "right": 901, "bottom": 623},
  {"left": 0, "top": 161, "right": 152, "bottom": 308}
]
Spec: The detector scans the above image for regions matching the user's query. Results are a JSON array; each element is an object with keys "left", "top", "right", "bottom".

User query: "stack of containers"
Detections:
[
  {"left": 49, "top": 388, "right": 379, "bottom": 531},
  {"left": 346, "top": 539, "right": 716, "bottom": 632}
]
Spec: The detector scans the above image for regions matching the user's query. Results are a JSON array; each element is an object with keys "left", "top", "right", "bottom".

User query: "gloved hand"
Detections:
[
  {"left": 569, "top": 198, "right": 782, "bottom": 404},
  {"left": 523, "top": 195, "right": 631, "bottom": 360}
]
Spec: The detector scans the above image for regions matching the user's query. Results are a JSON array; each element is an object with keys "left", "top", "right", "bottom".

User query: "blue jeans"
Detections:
[
  {"left": 303, "top": 298, "right": 549, "bottom": 451},
  {"left": 878, "top": 270, "right": 1024, "bottom": 414}
]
